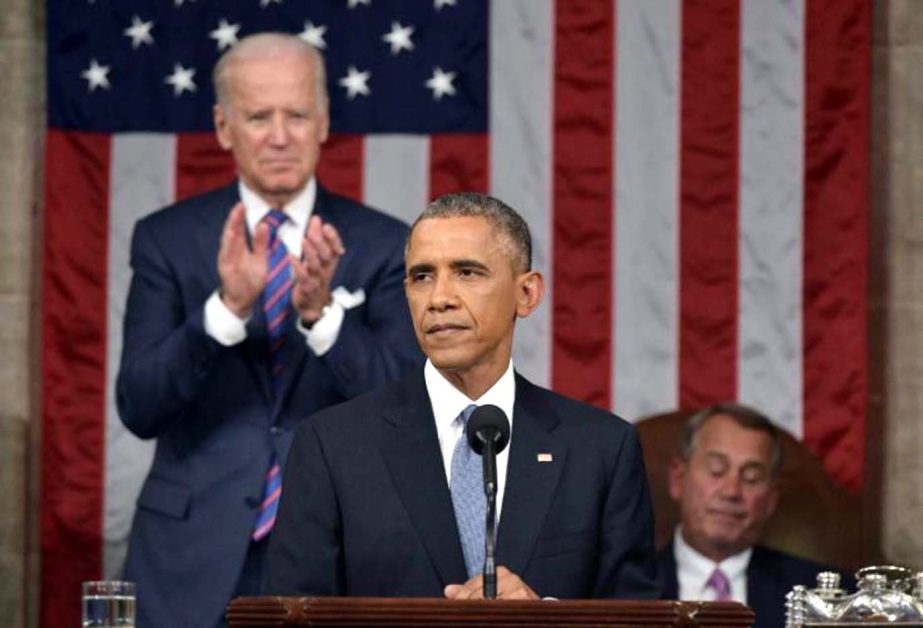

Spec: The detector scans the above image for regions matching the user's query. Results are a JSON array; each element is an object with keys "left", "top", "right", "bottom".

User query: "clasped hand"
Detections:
[
  {"left": 217, "top": 203, "right": 345, "bottom": 322},
  {"left": 443, "top": 566, "right": 539, "bottom": 600}
]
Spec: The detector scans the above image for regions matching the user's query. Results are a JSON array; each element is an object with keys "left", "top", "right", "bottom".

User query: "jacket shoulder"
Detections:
[
  {"left": 320, "top": 188, "right": 410, "bottom": 237},
  {"left": 134, "top": 185, "right": 237, "bottom": 234},
  {"left": 517, "top": 375, "right": 635, "bottom": 434}
]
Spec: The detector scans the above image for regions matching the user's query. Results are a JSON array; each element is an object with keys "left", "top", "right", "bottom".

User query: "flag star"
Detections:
[
  {"left": 165, "top": 63, "right": 196, "bottom": 96},
  {"left": 80, "top": 59, "right": 111, "bottom": 92},
  {"left": 299, "top": 22, "right": 327, "bottom": 49},
  {"left": 338, "top": 66, "right": 371, "bottom": 99},
  {"left": 382, "top": 22, "right": 414, "bottom": 55},
  {"left": 209, "top": 18, "right": 240, "bottom": 51},
  {"left": 425, "top": 67, "right": 457, "bottom": 100},
  {"left": 434, "top": 0, "right": 456, "bottom": 9},
  {"left": 347, "top": 0, "right": 371, "bottom": 8},
  {"left": 261, "top": 0, "right": 283, "bottom": 6},
  {"left": 174, "top": 0, "right": 195, "bottom": 5},
  {"left": 124, "top": 16, "right": 155, "bottom": 49}
]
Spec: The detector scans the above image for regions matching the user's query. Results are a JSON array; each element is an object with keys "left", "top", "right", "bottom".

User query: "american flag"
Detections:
[{"left": 42, "top": 0, "right": 870, "bottom": 625}]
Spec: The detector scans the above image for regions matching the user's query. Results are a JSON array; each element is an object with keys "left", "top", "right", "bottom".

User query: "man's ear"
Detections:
[
  {"left": 214, "top": 104, "right": 232, "bottom": 151},
  {"left": 515, "top": 270, "right": 545, "bottom": 318},
  {"left": 765, "top": 481, "right": 780, "bottom": 518},
  {"left": 667, "top": 456, "right": 686, "bottom": 502}
]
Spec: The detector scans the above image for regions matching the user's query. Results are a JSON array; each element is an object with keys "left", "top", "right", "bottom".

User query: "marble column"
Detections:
[{"left": 0, "top": 2, "right": 43, "bottom": 627}]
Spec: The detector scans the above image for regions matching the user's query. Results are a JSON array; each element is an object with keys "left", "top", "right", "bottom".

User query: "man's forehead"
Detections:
[
  {"left": 695, "top": 416, "right": 774, "bottom": 463},
  {"left": 409, "top": 216, "right": 497, "bottom": 250}
]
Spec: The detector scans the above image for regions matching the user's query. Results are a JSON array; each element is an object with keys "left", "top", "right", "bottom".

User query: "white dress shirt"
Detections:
[
  {"left": 673, "top": 526, "right": 752, "bottom": 603},
  {"left": 203, "top": 178, "right": 345, "bottom": 355},
  {"left": 424, "top": 359, "right": 515, "bottom": 523}
]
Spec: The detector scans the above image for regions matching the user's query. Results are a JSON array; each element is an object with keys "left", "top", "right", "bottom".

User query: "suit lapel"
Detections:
[
  {"left": 377, "top": 374, "right": 468, "bottom": 587},
  {"left": 495, "top": 375, "right": 566, "bottom": 575},
  {"left": 746, "top": 548, "right": 785, "bottom": 628}
]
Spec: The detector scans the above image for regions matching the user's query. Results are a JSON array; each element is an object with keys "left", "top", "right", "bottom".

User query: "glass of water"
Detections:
[{"left": 82, "top": 580, "right": 136, "bottom": 627}]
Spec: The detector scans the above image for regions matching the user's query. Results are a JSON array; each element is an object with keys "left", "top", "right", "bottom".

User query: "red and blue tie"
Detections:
[{"left": 252, "top": 209, "right": 291, "bottom": 541}]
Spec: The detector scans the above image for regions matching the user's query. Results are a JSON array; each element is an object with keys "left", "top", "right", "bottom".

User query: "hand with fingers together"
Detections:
[
  {"left": 443, "top": 566, "right": 540, "bottom": 601},
  {"left": 291, "top": 214, "right": 346, "bottom": 324},
  {"left": 217, "top": 201, "right": 272, "bottom": 319}
]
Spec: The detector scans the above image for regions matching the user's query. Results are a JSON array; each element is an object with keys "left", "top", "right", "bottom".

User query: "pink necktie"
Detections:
[
  {"left": 251, "top": 210, "right": 290, "bottom": 541},
  {"left": 706, "top": 568, "right": 733, "bottom": 601}
]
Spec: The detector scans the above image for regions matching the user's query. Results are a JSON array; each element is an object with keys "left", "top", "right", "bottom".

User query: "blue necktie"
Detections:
[
  {"left": 252, "top": 209, "right": 291, "bottom": 541},
  {"left": 259, "top": 209, "right": 293, "bottom": 396},
  {"left": 450, "top": 404, "right": 485, "bottom": 578}
]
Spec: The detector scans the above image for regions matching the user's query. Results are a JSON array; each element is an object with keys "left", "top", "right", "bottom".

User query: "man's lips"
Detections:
[
  {"left": 425, "top": 323, "right": 468, "bottom": 336},
  {"left": 706, "top": 508, "right": 746, "bottom": 521}
]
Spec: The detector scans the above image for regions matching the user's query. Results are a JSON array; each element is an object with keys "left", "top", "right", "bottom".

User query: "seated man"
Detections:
[
  {"left": 658, "top": 403, "right": 852, "bottom": 627},
  {"left": 268, "top": 192, "right": 661, "bottom": 600}
]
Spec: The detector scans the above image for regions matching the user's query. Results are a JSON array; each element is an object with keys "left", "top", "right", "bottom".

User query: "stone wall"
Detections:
[
  {"left": 879, "top": 0, "right": 923, "bottom": 567},
  {"left": 0, "top": 1, "right": 43, "bottom": 627}
]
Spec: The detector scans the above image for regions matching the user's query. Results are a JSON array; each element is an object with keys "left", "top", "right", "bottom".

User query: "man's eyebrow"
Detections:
[
  {"left": 406, "top": 262, "right": 435, "bottom": 275},
  {"left": 449, "top": 259, "right": 490, "bottom": 272}
]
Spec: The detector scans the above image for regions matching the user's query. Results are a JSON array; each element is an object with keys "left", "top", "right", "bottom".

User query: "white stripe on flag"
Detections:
[
  {"left": 612, "top": 0, "right": 681, "bottom": 422},
  {"left": 104, "top": 133, "right": 174, "bottom": 577},
  {"left": 490, "top": 0, "right": 553, "bottom": 388},
  {"left": 363, "top": 135, "right": 429, "bottom": 225},
  {"left": 737, "top": 0, "right": 805, "bottom": 437}
]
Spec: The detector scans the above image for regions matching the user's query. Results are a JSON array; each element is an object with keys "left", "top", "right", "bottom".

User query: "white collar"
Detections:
[
  {"left": 674, "top": 526, "right": 752, "bottom": 583},
  {"left": 239, "top": 177, "right": 316, "bottom": 235},
  {"left": 424, "top": 359, "right": 516, "bottom": 431}
]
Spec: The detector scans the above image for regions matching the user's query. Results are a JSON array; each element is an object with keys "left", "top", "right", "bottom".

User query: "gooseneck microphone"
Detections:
[{"left": 465, "top": 404, "right": 511, "bottom": 600}]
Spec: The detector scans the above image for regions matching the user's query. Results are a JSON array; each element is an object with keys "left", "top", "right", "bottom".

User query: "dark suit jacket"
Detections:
[
  {"left": 117, "top": 183, "right": 422, "bottom": 628},
  {"left": 267, "top": 370, "right": 662, "bottom": 599},
  {"left": 657, "top": 541, "right": 854, "bottom": 628}
]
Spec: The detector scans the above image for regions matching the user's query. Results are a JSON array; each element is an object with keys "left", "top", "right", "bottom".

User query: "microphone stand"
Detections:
[{"left": 481, "top": 434, "right": 499, "bottom": 599}]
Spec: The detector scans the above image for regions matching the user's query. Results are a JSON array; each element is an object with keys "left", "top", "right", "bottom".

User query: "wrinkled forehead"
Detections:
[
  {"left": 691, "top": 415, "right": 775, "bottom": 465},
  {"left": 406, "top": 216, "right": 519, "bottom": 269}
]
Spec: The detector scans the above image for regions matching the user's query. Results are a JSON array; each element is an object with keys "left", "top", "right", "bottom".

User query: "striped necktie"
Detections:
[
  {"left": 251, "top": 209, "right": 291, "bottom": 542},
  {"left": 260, "top": 209, "right": 293, "bottom": 396},
  {"left": 450, "top": 404, "right": 485, "bottom": 578}
]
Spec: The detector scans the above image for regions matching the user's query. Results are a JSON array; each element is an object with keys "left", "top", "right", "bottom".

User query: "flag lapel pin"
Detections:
[{"left": 537, "top": 453, "right": 553, "bottom": 463}]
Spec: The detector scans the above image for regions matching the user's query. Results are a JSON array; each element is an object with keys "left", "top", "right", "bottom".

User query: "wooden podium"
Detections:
[{"left": 227, "top": 596, "right": 755, "bottom": 626}]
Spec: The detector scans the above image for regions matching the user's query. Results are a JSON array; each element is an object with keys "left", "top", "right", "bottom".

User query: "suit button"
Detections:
[{"left": 245, "top": 496, "right": 259, "bottom": 508}]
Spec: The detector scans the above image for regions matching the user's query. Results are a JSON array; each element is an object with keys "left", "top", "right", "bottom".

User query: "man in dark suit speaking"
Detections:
[
  {"left": 117, "top": 33, "right": 421, "bottom": 628},
  {"left": 657, "top": 404, "right": 851, "bottom": 628},
  {"left": 268, "top": 192, "right": 661, "bottom": 600}
]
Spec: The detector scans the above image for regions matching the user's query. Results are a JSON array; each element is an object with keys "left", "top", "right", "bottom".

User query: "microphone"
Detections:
[{"left": 464, "top": 405, "right": 511, "bottom": 600}]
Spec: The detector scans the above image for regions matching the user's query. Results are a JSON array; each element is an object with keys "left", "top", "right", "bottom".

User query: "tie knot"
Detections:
[
  {"left": 706, "top": 568, "right": 732, "bottom": 601},
  {"left": 458, "top": 404, "right": 478, "bottom": 427},
  {"left": 262, "top": 209, "right": 288, "bottom": 233}
]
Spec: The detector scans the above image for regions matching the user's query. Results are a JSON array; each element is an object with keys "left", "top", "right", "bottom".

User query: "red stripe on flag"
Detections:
[
  {"left": 551, "top": 0, "right": 615, "bottom": 409},
  {"left": 802, "top": 0, "right": 870, "bottom": 492},
  {"left": 429, "top": 133, "right": 490, "bottom": 199},
  {"left": 41, "top": 130, "right": 110, "bottom": 628},
  {"left": 678, "top": 0, "right": 741, "bottom": 408},
  {"left": 175, "top": 132, "right": 236, "bottom": 202},
  {"left": 316, "top": 134, "right": 364, "bottom": 202}
]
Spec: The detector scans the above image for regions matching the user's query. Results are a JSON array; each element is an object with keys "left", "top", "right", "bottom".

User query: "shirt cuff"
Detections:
[
  {"left": 296, "top": 299, "right": 345, "bottom": 356},
  {"left": 204, "top": 290, "right": 249, "bottom": 346}
]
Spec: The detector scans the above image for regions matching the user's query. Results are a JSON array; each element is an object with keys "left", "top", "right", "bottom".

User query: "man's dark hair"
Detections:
[
  {"left": 409, "top": 192, "right": 532, "bottom": 272},
  {"left": 680, "top": 403, "right": 783, "bottom": 477}
]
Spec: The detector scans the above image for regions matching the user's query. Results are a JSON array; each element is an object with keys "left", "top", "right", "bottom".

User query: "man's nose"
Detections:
[
  {"left": 427, "top": 275, "right": 456, "bottom": 310},
  {"left": 718, "top": 474, "right": 744, "bottom": 499},
  {"left": 269, "top": 116, "right": 290, "bottom": 145}
]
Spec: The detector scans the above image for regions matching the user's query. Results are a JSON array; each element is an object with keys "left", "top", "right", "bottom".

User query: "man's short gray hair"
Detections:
[
  {"left": 212, "top": 32, "right": 328, "bottom": 114},
  {"left": 409, "top": 192, "right": 533, "bottom": 272},
  {"left": 679, "top": 403, "right": 783, "bottom": 477}
]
